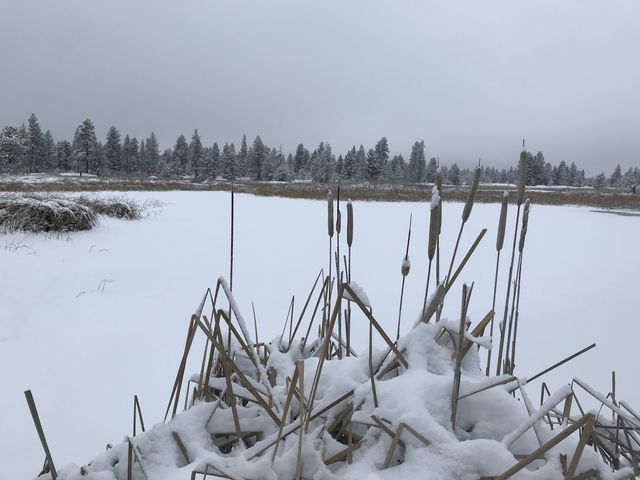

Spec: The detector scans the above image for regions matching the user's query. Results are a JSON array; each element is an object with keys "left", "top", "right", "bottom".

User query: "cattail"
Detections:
[
  {"left": 496, "top": 191, "right": 509, "bottom": 251},
  {"left": 518, "top": 199, "right": 531, "bottom": 252},
  {"left": 401, "top": 257, "right": 410, "bottom": 276},
  {"left": 517, "top": 150, "right": 527, "bottom": 206},
  {"left": 346, "top": 201, "right": 353, "bottom": 247},
  {"left": 462, "top": 166, "right": 481, "bottom": 223},
  {"left": 428, "top": 187, "right": 440, "bottom": 261},
  {"left": 336, "top": 208, "right": 341, "bottom": 235},
  {"left": 435, "top": 169, "right": 443, "bottom": 235},
  {"left": 327, "top": 190, "right": 334, "bottom": 238}
]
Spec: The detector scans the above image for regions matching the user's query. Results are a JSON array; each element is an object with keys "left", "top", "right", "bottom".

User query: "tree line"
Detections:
[{"left": 1, "top": 114, "right": 638, "bottom": 188}]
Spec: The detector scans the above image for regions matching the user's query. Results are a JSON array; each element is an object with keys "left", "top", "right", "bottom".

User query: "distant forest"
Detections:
[{"left": 1, "top": 114, "right": 637, "bottom": 189}]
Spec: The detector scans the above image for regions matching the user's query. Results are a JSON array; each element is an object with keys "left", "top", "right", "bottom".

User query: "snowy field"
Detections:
[{"left": 1, "top": 191, "right": 639, "bottom": 479}]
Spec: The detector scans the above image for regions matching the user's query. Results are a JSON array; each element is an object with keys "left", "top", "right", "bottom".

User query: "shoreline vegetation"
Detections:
[{"left": 1, "top": 174, "right": 639, "bottom": 210}]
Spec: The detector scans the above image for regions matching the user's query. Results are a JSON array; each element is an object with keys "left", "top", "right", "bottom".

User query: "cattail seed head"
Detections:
[
  {"left": 518, "top": 198, "right": 531, "bottom": 252},
  {"left": 428, "top": 187, "right": 440, "bottom": 261},
  {"left": 517, "top": 150, "right": 527, "bottom": 206},
  {"left": 401, "top": 256, "right": 411, "bottom": 276},
  {"left": 346, "top": 201, "right": 353, "bottom": 247},
  {"left": 435, "top": 168, "right": 443, "bottom": 235},
  {"left": 462, "top": 166, "right": 481, "bottom": 223},
  {"left": 496, "top": 191, "right": 509, "bottom": 251},
  {"left": 336, "top": 208, "right": 341, "bottom": 234},
  {"left": 327, "top": 190, "right": 334, "bottom": 238}
]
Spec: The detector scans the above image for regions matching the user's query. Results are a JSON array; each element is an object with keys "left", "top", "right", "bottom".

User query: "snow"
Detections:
[{"left": 1, "top": 191, "right": 640, "bottom": 479}]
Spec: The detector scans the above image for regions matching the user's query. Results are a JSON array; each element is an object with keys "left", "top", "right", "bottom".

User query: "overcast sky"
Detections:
[{"left": 0, "top": 0, "right": 638, "bottom": 173}]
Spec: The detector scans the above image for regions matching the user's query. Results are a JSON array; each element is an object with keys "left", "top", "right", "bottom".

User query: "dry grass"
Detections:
[{"left": 0, "top": 193, "right": 162, "bottom": 234}]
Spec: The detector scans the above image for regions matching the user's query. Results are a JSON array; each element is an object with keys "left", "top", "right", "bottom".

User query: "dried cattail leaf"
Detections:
[
  {"left": 462, "top": 166, "right": 481, "bottom": 223},
  {"left": 346, "top": 201, "right": 353, "bottom": 247},
  {"left": 327, "top": 190, "right": 334, "bottom": 238},
  {"left": 518, "top": 198, "right": 531, "bottom": 252},
  {"left": 517, "top": 150, "right": 527, "bottom": 206},
  {"left": 428, "top": 187, "right": 440, "bottom": 261},
  {"left": 496, "top": 191, "right": 509, "bottom": 252}
]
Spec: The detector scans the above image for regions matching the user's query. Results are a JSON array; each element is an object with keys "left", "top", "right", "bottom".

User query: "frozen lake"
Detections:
[{"left": 1, "top": 191, "right": 639, "bottom": 479}]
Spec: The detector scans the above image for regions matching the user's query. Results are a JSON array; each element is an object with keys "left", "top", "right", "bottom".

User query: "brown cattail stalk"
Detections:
[
  {"left": 435, "top": 168, "right": 443, "bottom": 285},
  {"left": 485, "top": 191, "right": 509, "bottom": 376},
  {"left": 422, "top": 187, "right": 440, "bottom": 316},
  {"left": 446, "top": 166, "right": 481, "bottom": 283},
  {"left": 496, "top": 148, "right": 527, "bottom": 375},
  {"left": 396, "top": 214, "right": 412, "bottom": 340},
  {"left": 335, "top": 187, "right": 342, "bottom": 358},
  {"left": 508, "top": 199, "right": 530, "bottom": 374},
  {"left": 324, "top": 190, "right": 334, "bottom": 339},
  {"left": 346, "top": 200, "right": 353, "bottom": 355}
]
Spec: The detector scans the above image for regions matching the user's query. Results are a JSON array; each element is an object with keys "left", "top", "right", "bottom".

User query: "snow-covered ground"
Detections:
[{"left": 1, "top": 191, "right": 638, "bottom": 479}]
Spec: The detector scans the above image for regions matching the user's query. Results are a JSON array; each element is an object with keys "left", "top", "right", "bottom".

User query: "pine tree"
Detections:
[
  {"left": 237, "top": 135, "right": 248, "bottom": 178},
  {"left": 43, "top": 130, "right": 55, "bottom": 171},
  {"left": 26, "top": 114, "right": 45, "bottom": 173},
  {"left": 425, "top": 157, "right": 438, "bottom": 183},
  {"left": 249, "top": 135, "right": 267, "bottom": 180},
  {"left": 126, "top": 137, "right": 140, "bottom": 173},
  {"left": 293, "top": 143, "right": 310, "bottom": 175},
  {"left": 73, "top": 118, "right": 98, "bottom": 174},
  {"left": 309, "top": 142, "right": 334, "bottom": 182},
  {"left": 594, "top": 172, "right": 606, "bottom": 189},
  {"left": 449, "top": 163, "right": 461, "bottom": 185},
  {"left": 189, "top": 129, "right": 203, "bottom": 180},
  {"left": 368, "top": 137, "right": 389, "bottom": 181},
  {"left": 406, "top": 141, "right": 426, "bottom": 183},
  {"left": 389, "top": 154, "right": 405, "bottom": 182},
  {"left": 210, "top": 142, "right": 220, "bottom": 178},
  {"left": 55, "top": 140, "right": 73, "bottom": 172},
  {"left": 610, "top": 164, "right": 623, "bottom": 187},
  {"left": 366, "top": 148, "right": 378, "bottom": 180},
  {"left": 222, "top": 142, "right": 236, "bottom": 180},
  {"left": 0, "top": 126, "right": 25, "bottom": 173},
  {"left": 342, "top": 146, "right": 357, "bottom": 180},
  {"left": 172, "top": 134, "right": 188, "bottom": 176},
  {"left": 145, "top": 132, "right": 160, "bottom": 175},
  {"left": 104, "top": 126, "right": 122, "bottom": 172}
]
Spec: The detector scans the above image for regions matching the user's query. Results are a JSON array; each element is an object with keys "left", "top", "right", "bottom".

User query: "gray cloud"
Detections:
[{"left": 0, "top": 0, "right": 638, "bottom": 173}]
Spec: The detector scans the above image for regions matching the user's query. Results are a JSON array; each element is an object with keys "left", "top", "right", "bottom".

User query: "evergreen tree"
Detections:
[
  {"left": 448, "top": 163, "right": 461, "bottom": 185},
  {"left": 249, "top": 135, "right": 267, "bottom": 180},
  {"left": 237, "top": 135, "right": 248, "bottom": 178},
  {"left": 389, "top": 154, "right": 405, "bottom": 182},
  {"left": 104, "top": 126, "right": 122, "bottom": 172},
  {"left": 189, "top": 129, "right": 203, "bottom": 179},
  {"left": 425, "top": 157, "right": 438, "bottom": 183},
  {"left": 368, "top": 137, "right": 389, "bottom": 181},
  {"left": 26, "top": 114, "right": 45, "bottom": 173},
  {"left": 610, "top": 164, "right": 623, "bottom": 187},
  {"left": 0, "top": 126, "right": 25, "bottom": 173},
  {"left": 594, "top": 172, "right": 606, "bottom": 189},
  {"left": 210, "top": 142, "right": 220, "bottom": 178},
  {"left": 222, "top": 142, "right": 236, "bottom": 180},
  {"left": 366, "top": 148, "right": 379, "bottom": 180},
  {"left": 172, "top": 134, "right": 188, "bottom": 176},
  {"left": 73, "top": 118, "right": 98, "bottom": 174},
  {"left": 55, "top": 140, "right": 73, "bottom": 172},
  {"left": 406, "top": 141, "right": 426, "bottom": 183},
  {"left": 355, "top": 145, "right": 366, "bottom": 181},
  {"left": 342, "top": 146, "right": 357, "bottom": 180},
  {"left": 293, "top": 143, "right": 310, "bottom": 175},
  {"left": 145, "top": 132, "right": 160, "bottom": 175},
  {"left": 126, "top": 137, "right": 140, "bottom": 173},
  {"left": 43, "top": 130, "right": 55, "bottom": 170},
  {"left": 309, "top": 142, "right": 334, "bottom": 182}
]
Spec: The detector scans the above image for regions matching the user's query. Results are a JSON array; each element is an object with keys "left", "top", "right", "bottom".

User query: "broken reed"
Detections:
[
  {"left": 485, "top": 191, "right": 509, "bottom": 376},
  {"left": 496, "top": 149, "right": 527, "bottom": 375}
]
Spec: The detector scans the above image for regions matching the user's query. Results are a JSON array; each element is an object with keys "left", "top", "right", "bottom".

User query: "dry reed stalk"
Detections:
[
  {"left": 445, "top": 166, "right": 481, "bottom": 282},
  {"left": 325, "top": 190, "right": 334, "bottom": 340},
  {"left": 295, "top": 360, "right": 305, "bottom": 480},
  {"left": 272, "top": 363, "right": 300, "bottom": 461},
  {"left": 451, "top": 283, "right": 473, "bottom": 428},
  {"left": 485, "top": 191, "right": 509, "bottom": 373},
  {"left": 133, "top": 395, "right": 145, "bottom": 436},
  {"left": 288, "top": 270, "right": 323, "bottom": 349},
  {"left": 435, "top": 168, "right": 443, "bottom": 284},
  {"left": 24, "top": 390, "right": 58, "bottom": 480},
  {"left": 506, "top": 199, "right": 530, "bottom": 374},
  {"left": 368, "top": 315, "right": 379, "bottom": 408},
  {"left": 345, "top": 200, "right": 353, "bottom": 356},
  {"left": 335, "top": 187, "right": 343, "bottom": 358},
  {"left": 227, "top": 185, "right": 235, "bottom": 356},
  {"left": 396, "top": 214, "right": 412, "bottom": 340},
  {"left": 422, "top": 187, "right": 440, "bottom": 318},
  {"left": 496, "top": 149, "right": 527, "bottom": 375}
]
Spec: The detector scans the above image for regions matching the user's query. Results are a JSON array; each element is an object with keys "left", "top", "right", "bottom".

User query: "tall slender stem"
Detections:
[
  {"left": 496, "top": 204, "right": 521, "bottom": 376},
  {"left": 485, "top": 250, "right": 501, "bottom": 376}
]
